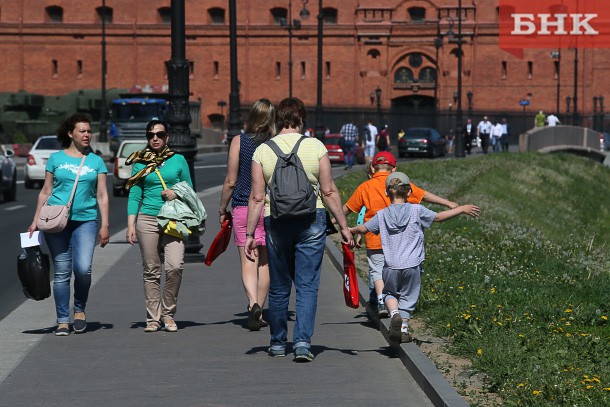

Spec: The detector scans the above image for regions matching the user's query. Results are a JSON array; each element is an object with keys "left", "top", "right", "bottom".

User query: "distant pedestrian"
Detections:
[
  {"left": 477, "top": 116, "right": 493, "bottom": 154},
  {"left": 125, "top": 119, "right": 194, "bottom": 333},
  {"left": 535, "top": 110, "right": 546, "bottom": 127},
  {"left": 365, "top": 119, "right": 378, "bottom": 163},
  {"left": 491, "top": 121, "right": 503, "bottom": 153},
  {"left": 28, "top": 113, "right": 110, "bottom": 336},
  {"left": 377, "top": 124, "right": 390, "bottom": 152},
  {"left": 463, "top": 118, "right": 474, "bottom": 155},
  {"left": 350, "top": 172, "right": 480, "bottom": 343},
  {"left": 245, "top": 97, "right": 353, "bottom": 361},
  {"left": 340, "top": 119, "right": 359, "bottom": 170},
  {"left": 219, "top": 99, "right": 275, "bottom": 331},
  {"left": 546, "top": 113, "right": 560, "bottom": 126},
  {"left": 445, "top": 129, "right": 455, "bottom": 155},
  {"left": 500, "top": 117, "right": 511, "bottom": 152}
]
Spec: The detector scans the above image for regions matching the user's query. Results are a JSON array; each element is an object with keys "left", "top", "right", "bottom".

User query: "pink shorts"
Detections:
[{"left": 232, "top": 205, "right": 266, "bottom": 247}]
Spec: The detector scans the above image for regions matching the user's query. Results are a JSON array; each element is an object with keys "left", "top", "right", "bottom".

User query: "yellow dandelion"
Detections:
[
  {"left": 586, "top": 385, "right": 594, "bottom": 390},
  {"left": 491, "top": 287, "right": 496, "bottom": 294},
  {"left": 603, "top": 387, "right": 610, "bottom": 391},
  {"left": 602, "top": 316, "right": 608, "bottom": 321},
  {"left": 458, "top": 286, "right": 464, "bottom": 290},
  {"left": 532, "top": 390, "right": 541, "bottom": 396},
  {"left": 566, "top": 333, "right": 572, "bottom": 337},
  {"left": 519, "top": 334, "right": 524, "bottom": 338},
  {"left": 593, "top": 377, "right": 601, "bottom": 383},
  {"left": 447, "top": 323, "right": 451, "bottom": 327},
  {"left": 463, "top": 314, "right": 471, "bottom": 320},
  {"left": 477, "top": 348, "right": 483, "bottom": 356},
  {"left": 471, "top": 305, "right": 476, "bottom": 309},
  {"left": 565, "top": 308, "right": 572, "bottom": 313},
  {"left": 497, "top": 322, "right": 503, "bottom": 326},
  {"left": 517, "top": 383, "right": 525, "bottom": 388},
  {"left": 565, "top": 322, "right": 571, "bottom": 326}
]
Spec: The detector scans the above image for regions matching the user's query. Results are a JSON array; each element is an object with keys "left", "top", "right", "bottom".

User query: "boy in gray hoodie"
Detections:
[{"left": 350, "top": 172, "right": 480, "bottom": 342}]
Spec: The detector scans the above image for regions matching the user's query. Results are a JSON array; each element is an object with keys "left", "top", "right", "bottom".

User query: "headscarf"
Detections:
[{"left": 124, "top": 145, "right": 174, "bottom": 190}]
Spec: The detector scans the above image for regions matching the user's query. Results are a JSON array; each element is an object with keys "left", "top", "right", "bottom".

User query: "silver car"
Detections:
[
  {"left": 112, "top": 139, "right": 147, "bottom": 196},
  {"left": 0, "top": 145, "right": 17, "bottom": 201},
  {"left": 24, "top": 135, "right": 61, "bottom": 189}
]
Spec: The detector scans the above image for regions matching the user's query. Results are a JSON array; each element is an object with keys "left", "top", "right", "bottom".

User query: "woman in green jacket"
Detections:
[{"left": 125, "top": 119, "right": 192, "bottom": 333}]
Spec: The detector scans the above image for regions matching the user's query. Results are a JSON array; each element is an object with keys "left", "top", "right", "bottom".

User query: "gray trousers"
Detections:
[
  {"left": 136, "top": 214, "right": 185, "bottom": 323},
  {"left": 382, "top": 264, "right": 423, "bottom": 320}
]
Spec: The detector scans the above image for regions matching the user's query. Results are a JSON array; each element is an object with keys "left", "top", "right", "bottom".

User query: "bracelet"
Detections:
[{"left": 245, "top": 233, "right": 255, "bottom": 238}]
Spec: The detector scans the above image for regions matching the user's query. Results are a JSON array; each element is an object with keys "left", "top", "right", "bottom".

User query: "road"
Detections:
[{"left": 0, "top": 152, "right": 229, "bottom": 321}]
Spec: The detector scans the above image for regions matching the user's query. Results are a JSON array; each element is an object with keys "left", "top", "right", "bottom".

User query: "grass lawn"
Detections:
[{"left": 334, "top": 152, "right": 610, "bottom": 406}]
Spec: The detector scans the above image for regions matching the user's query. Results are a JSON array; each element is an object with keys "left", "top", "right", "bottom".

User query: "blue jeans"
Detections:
[
  {"left": 343, "top": 141, "right": 356, "bottom": 168},
  {"left": 264, "top": 209, "right": 326, "bottom": 352},
  {"left": 44, "top": 220, "right": 98, "bottom": 324}
]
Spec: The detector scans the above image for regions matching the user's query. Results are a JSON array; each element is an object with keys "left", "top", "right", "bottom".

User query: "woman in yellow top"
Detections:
[{"left": 245, "top": 97, "right": 353, "bottom": 362}]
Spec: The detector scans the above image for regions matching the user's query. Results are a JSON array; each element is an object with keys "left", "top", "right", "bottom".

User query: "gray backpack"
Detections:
[{"left": 266, "top": 137, "right": 318, "bottom": 219}]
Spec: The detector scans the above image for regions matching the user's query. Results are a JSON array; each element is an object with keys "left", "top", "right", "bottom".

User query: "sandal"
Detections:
[
  {"left": 144, "top": 322, "right": 161, "bottom": 332},
  {"left": 163, "top": 317, "right": 178, "bottom": 332}
]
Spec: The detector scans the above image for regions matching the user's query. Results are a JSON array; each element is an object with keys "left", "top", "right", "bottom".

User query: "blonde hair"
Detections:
[{"left": 246, "top": 99, "right": 276, "bottom": 145}]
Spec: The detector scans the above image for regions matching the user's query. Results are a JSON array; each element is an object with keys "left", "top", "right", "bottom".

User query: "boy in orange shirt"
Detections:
[{"left": 343, "top": 152, "right": 458, "bottom": 318}]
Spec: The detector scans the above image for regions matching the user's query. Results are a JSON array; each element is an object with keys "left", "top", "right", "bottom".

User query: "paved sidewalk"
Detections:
[{"left": 0, "top": 184, "right": 467, "bottom": 407}]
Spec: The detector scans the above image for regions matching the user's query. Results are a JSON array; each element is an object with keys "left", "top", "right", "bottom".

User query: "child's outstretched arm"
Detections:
[
  {"left": 422, "top": 191, "right": 459, "bottom": 209},
  {"left": 349, "top": 224, "right": 369, "bottom": 235},
  {"left": 434, "top": 204, "right": 480, "bottom": 222}
]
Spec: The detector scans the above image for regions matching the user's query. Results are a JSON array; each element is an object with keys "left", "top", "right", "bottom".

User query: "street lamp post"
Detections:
[
  {"left": 99, "top": 0, "right": 107, "bottom": 142},
  {"left": 217, "top": 100, "right": 227, "bottom": 130},
  {"left": 227, "top": 0, "right": 241, "bottom": 145},
  {"left": 166, "top": 0, "right": 203, "bottom": 260},
  {"left": 375, "top": 86, "right": 382, "bottom": 127},
  {"left": 454, "top": 0, "right": 465, "bottom": 158},
  {"left": 280, "top": 0, "right": 305, "bottom": 98}
]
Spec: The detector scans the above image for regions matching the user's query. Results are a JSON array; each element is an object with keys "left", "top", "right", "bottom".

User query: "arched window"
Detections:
[
  {"left": 394, "top": 67, "right": 414, "bottom": 83},
  {"left": 46, "top": 6, "right": 63, "bottom": 23},
  {"left": 419, "top": 67, "right": 437, "bottom": 83},
  {"left": 96, "top": 6, "right": 113, "bottom": 24},
  {"left": 158, "top": 7, "right": 171, "bottom": 24},
  {"left": 367, "top": 49, "right": 380, "bottom": 59},
  {"left": 271, "top": 7, "right": 288, "bottom": 25},
  {"left": 408, "top": 7, "right": 425, "bottom": 21},
  {"left": 208, "top": 7, "right": 225, "bottom": 25},
  {"left": 323, "top": 7, "right": 338, "bottom": 24}
]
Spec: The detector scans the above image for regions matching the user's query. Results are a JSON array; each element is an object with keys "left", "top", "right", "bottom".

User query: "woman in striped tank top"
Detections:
[{"left": 219, "top": 99, "right": 276, "bottom": 331}]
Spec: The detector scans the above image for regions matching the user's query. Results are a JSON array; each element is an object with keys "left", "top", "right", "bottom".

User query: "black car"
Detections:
[
  {"left": 398, "top": 127, "right": 446, "bottom": 158},
  {"left": 0, "top": 145, "right": 17, "bottom": 201}
]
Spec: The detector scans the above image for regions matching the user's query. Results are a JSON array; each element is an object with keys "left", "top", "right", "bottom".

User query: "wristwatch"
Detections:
[{"left": 245, "top": 233, "right": 255, "bottom": 238}]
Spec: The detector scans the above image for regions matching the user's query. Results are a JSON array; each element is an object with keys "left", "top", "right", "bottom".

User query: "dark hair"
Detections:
[
  {"left": 246, "top": 99, "right": 276, "bottom": 145},
  {"left": 57, "top": 113, "right": 92, "bottom": 148},
  {"left": 386, "top": 178, "right": 411, "bottom": 200},
  {"left": 146, "top": 119, "right": 168, "bottom": 134},
  {"left": 276, "top": 97, "right": 306, "bottom": 131}
]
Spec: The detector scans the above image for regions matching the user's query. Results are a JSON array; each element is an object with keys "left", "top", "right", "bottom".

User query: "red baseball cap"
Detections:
[{"left": 372, "top": 151, "right": 396, "bottom": 167}]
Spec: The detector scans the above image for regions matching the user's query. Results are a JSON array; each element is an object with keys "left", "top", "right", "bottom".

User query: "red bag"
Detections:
[
  {"left": 342, "top": 243, "right": 359, "bottom": 308},
  {"left": 205, "top": 213, "right": 233, "bottom": 266}
]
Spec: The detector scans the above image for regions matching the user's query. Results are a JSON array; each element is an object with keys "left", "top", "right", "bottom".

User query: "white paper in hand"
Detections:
[{"left": 20, "top": 231, "right": 42, "bottom": 248}]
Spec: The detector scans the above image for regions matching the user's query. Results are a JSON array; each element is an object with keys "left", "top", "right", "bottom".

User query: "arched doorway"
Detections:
[{"left": 387, "top": 95, "right": 436, "bottom": 143}]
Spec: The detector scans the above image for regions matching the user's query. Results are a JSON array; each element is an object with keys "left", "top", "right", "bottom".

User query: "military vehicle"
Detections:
[{"left": 0, "top": 91, "right": 57, "bottom": 144}]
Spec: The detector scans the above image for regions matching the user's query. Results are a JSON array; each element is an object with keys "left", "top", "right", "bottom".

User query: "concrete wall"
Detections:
[{"left": 519, "top": 126, "right": 601, "bottom": 152}]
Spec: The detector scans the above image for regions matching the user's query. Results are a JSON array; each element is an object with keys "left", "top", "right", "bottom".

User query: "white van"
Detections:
[{"left": 112, "top": 139, "right": 147, "bottom": 196}]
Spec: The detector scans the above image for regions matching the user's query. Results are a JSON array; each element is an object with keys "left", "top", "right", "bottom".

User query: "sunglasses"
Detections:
[{"left": 146, "top": 131, "right": 168, "bottom": 140}]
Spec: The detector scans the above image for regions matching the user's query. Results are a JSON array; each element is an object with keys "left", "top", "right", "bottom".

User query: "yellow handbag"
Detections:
[{"left": 155, "top": 169, "right": 192, "bottom": 239}]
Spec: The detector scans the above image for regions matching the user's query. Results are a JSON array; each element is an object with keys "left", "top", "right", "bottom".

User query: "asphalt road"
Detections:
[{"left": 0, "top": 152, "right": 229, "bottom": 321}]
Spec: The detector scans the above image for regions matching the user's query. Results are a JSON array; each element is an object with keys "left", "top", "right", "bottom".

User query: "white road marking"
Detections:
[{"left": 4, "top": 205, "right": 26, "bottom": 211}]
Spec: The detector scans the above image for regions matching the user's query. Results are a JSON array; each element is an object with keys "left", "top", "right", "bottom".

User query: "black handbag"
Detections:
[{"left": 17, "top": 246, "right": 51, "bottom": 301}]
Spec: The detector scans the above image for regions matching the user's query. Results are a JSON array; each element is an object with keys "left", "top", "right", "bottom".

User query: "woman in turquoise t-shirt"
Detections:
[
  {"left": 125, "top": 119, "right": 192, "bottom": 333},
  {"left": 28, "top": 113, "right": 110, "bottom": 336}
]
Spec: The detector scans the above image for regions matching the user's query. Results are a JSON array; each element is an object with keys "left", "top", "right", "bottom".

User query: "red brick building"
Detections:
[{"left": 0, "top": 0, "right": 608, "bottom": 133}]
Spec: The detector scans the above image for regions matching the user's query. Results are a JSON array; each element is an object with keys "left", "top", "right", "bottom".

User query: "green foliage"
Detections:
[
  {"left": 12, "top": 130, "right": 28, "bottom": 144},
  {"left": 335, "top": 153, "right": 610, "bottom": 405}
]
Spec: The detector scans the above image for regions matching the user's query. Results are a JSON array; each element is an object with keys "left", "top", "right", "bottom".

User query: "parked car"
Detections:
[
  {"left": 112, "top": 139, "right": 147, "bottom": 196},
  {"left": 25, "top": 135, "right": 62, "bottom": 189},
  {"left": 322, "top": 134, "right": 365, "bottom": 165},
  {"left": 0, "top": 145, "right": 17, "bottom": 201},
  {"left": 398, "top": 127, "right": 447, "bottom": 158},
  {"left": 601, "top": 132, "right": 609, "bottom": 151}
]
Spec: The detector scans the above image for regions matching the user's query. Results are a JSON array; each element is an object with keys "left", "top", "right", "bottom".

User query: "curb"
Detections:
[{"left": 325, "top": 241, "right": 470, "bottom": 407}]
